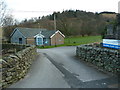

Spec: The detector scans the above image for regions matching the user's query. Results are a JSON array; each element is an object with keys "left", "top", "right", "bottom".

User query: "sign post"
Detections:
[{"left": 103, "top": 14, "right": 120, "bottom": 49}]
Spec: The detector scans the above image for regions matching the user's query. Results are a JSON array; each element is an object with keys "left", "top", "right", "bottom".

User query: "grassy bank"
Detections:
[
  {"left": 65, "top": 36, "right": 102, "bottom": 45},
  {"left": 37, "top": 36, "right": 102, "bottom": 49}
]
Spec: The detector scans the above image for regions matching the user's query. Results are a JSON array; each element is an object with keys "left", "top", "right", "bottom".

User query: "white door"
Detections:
[{"left": 36, "top": 37, "right": 43, "bottom": 45}]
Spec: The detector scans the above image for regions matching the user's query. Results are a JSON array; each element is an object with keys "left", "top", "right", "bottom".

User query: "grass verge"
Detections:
[{"left": 37, "top": 35, "right": 102, "bottom": 49}]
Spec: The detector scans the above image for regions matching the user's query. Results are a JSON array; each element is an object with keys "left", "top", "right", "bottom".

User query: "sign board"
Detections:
[{"left": 103, "top": 39, "right": 120, "bottom": 49}]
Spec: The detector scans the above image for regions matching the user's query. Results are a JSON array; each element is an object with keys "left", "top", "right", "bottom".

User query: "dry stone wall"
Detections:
[
  {"left": 2, "top": 43, "right": 30, "bottom": 52},
  {"left": 1, "top": 44, "right": 37, "bottom": 88},
  {"left": 76, "top": 44, "right": 120, "bottom": 75}
]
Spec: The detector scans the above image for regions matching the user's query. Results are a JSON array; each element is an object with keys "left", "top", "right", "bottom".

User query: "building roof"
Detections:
[{"left": 12, "top": 27, "right": 57, "bottom": 38}]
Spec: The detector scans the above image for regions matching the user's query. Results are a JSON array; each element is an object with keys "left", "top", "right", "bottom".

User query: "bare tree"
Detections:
[
  {"left": 2, "top": 15, "right": 15, "bottom": 27},
  {"left": 0, "top": 0, "right": 7, "bottom": 26},
  {"left": 2, "top": 14, "right": 16, "bottom": 40}
]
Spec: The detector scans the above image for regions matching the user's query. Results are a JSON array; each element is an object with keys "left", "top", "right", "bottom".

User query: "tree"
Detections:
[
  {"left": 0, "top": 0, "right": 7, "bottom": 26},
  {"left": 10, "top": 9, "right": 108, "bottom": 37},
  {"left": 2, "top": 15, "right": 17, "bottom": 40},
  {"left": 2, "top": 15, "right": 15, "bottom": 27}
]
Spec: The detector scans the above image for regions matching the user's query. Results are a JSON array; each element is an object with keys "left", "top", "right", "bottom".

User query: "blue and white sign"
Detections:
[{"left": 103, "top": 39, "right": 120, "bottom": 49}]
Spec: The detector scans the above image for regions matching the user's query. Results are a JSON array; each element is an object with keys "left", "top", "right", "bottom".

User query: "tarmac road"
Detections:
[
  {"left": 37, "top": 46, "right": 119, "bottom": 88},
  {"left": 9, "top": 53, "right": 70, "bottom": 88},
  {"left": 9, "top": 46, "right": 119, "bottom": 88}
]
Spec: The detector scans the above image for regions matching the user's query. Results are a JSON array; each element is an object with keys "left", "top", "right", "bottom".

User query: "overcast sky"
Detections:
[{"left": 5, "top": 0, "right": 120, "bottom": 21}]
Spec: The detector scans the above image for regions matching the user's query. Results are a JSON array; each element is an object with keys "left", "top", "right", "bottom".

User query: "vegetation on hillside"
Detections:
[
  {"left": 2, "top": 9, "right": 116, "bottom": 41},
  {"left": 18, "top": 10, "right": 107, "bottom": 36}
]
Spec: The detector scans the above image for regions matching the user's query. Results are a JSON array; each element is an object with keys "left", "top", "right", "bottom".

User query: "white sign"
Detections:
[{"left": 103, "top": 39, "right": 120, "bottom": 49}]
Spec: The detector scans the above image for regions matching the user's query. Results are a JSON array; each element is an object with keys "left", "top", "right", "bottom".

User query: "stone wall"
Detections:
[
  {"left": 1, "top": 44, "right": 37, "bottom": 88},
  {"left": 76, "top": 44, "right": 120, "bottom": 75},
  {"left": 2, "top": 43, "right": 30, "bottom": 52}
]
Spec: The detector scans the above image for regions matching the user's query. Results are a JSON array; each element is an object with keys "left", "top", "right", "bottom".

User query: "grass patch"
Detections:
[
  {"left": 65, "top": 35, "right": 102, "bottom": 45},
  {"left": 37, "top": 44, "right": 66, "bottom": 49},
  {"left": 37, "top": 35, "right": 102, "bottom": 49}
]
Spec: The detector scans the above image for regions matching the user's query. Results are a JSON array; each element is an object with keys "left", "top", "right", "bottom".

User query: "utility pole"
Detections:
[
  {"left": 54, "top": 13, "right": 56, "bottom": 30},
  {"left": 54, "top": 13, "right": 57, "bottom": 46},
  {"left": 38, "top": 23, "right": 40, "bottom": 29}
]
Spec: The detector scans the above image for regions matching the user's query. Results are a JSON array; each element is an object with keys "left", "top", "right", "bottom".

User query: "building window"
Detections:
[{"left": 19, "top": 38, "right": 22, "bottom": 44}]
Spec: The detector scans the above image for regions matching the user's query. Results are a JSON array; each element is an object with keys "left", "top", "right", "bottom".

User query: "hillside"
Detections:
[
  {"left": 18, "top": 10, "right": 110, "bottom": 36},
  {"left": 101, "top": 13, "right": 116, "bottom": 19},
  {"left": 3, "top": 10, "right": 116, "bottom": 39}
]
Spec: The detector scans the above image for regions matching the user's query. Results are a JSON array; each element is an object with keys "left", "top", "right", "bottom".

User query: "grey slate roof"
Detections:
[
  {"left": 42, "top": 30, "right": 56, "bottom": 38},
  {"left": 15, "top": 27, "right": 56, "bottom": 38}
]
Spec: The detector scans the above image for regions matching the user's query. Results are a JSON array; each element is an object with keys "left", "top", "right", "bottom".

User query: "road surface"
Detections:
[
  {"left": 9, "top": 53, "right": 70, "bottom": 88},
  {"left": 9, "top": 46, "right": 119, "bottom": 88}
]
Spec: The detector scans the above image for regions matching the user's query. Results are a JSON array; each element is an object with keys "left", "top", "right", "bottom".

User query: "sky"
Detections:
[{"left": 4, "top": 0, "right": 120, "bottom": 21}]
